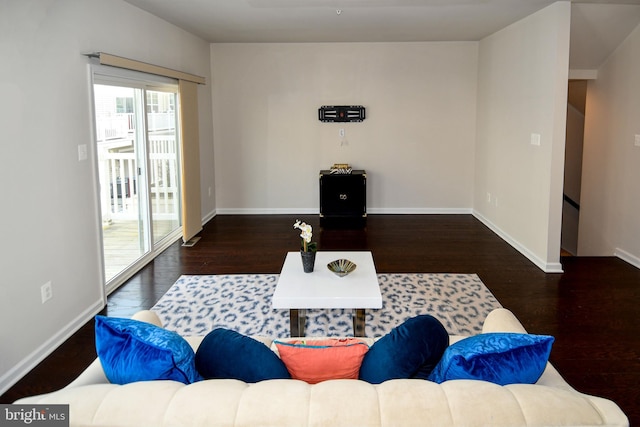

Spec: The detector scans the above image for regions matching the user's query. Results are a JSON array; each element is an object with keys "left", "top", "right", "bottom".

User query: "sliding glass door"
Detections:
[{"left": 92, "top": 72, "right": 181, "bottom": 289}]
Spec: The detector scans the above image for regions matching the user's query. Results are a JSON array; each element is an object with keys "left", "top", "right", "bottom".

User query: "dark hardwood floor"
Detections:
[{"left": 2, "top": 215, "right": 639, "bottom": 425}]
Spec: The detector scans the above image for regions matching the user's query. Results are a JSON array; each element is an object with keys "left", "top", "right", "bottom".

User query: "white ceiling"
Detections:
[{"left": 124, "top": 0, "right": 640, "bottom": 70}]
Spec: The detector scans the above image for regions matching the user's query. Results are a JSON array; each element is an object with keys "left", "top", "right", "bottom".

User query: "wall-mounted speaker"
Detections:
[{"left": 318, "top": 105, "right": 365, "bottom": 122}]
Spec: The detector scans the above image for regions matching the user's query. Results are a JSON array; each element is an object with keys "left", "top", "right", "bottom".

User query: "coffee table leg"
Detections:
[
  {"left": 290, "top": 309, "right": 306, "bottom": 337},
  {"left": 353, "top": 309, "right": 366, "bottom": 337}
]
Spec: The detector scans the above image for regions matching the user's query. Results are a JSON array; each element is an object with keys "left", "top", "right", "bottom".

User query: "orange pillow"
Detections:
[{"left": 274, "top": 338, "right": 369, "bottom": 384}]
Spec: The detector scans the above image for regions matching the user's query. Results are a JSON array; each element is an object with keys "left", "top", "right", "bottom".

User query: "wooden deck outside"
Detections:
[{"left": 102, "top": 218, "right": 177, "bottom": 281}]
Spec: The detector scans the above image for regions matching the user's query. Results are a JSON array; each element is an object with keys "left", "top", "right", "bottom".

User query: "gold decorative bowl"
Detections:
[{"left": 327, "top": 259, "right": 357, "bottom": 277}]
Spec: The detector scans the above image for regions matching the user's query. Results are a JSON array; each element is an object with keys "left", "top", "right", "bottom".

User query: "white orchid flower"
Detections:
[{"left": 294, "top": 220, "right": 314, "bottom": 251}]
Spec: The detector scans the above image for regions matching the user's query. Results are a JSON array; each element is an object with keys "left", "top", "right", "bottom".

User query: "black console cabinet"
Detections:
[{"left": 319, "top": 170, "right": 366, "bottom": 228}]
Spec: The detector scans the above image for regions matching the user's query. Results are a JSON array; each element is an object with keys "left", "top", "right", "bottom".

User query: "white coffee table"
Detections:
[{"left": 272, "top": 251, "right": 382, "bottom": 337}]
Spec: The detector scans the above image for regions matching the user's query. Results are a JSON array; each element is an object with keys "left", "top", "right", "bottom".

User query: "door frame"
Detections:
[{"left": 89, "top": 64, "right": 183, "bottom": 295}]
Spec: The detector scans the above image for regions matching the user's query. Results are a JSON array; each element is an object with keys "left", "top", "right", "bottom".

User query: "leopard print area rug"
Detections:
[{"left": 151, "top": 273, "right": 501, "bottom": 338}]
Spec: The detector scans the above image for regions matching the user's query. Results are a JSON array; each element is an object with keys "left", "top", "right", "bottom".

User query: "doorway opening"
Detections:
[{"left": 561, "top": 80, "right": 588, "bottom": 256}]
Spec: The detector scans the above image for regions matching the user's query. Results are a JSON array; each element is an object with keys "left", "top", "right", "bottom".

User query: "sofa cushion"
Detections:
[
  {"left": 94, "top": 315, "right": 202, "bottom": 385},
  {"left": 195, "top": 328, "right": 291, "bottom": 382},
  {"left": 274, "top": 338, "right": 369, "bottom": 384},
  {"left": 428, "top": 332, "right": 554, "bottom": 385},
  {"left": 358, "top": 315, "right": 449, "bottom": 384}
]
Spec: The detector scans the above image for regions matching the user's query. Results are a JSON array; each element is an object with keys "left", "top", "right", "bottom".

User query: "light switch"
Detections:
[
  {"left": 78, "top": 144, "right": 88, "bottom": 161},
  {"left": 339, "top": 128, "right": 345, "bottom": 138},
  {"left": 530, "top": 133, "right": 541, "bottom": 146},
  {"left": 635, "top": 134, "right": 640, "bottom": 147}
]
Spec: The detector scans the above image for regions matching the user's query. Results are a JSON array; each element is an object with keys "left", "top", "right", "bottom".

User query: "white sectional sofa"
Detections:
[{"left": 16, "top": 308, "right": 628, "bottom": 426}]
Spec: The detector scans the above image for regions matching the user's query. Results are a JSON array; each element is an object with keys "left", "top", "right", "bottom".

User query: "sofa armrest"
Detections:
[
  {"left": 482, "top": 308, "right": 528, "bottom": 334},
  {"left": 131, "top": 310, "right": 163, "bottom": 327}
]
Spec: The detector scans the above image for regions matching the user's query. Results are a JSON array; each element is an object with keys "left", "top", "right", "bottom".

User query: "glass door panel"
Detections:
[
  {"left": 94, "top": 84, "right": 150, "bottom": 283},
  {"left": 146, "top": 90, "right": 181, "bottom": 245}
]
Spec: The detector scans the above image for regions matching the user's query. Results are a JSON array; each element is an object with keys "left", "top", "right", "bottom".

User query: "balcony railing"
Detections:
[
  {"left": 99, "top": 135, "right": 179, "bottom": 222},
  {"left": 96, "top": 112, "right": 176, "bottom": 142}
]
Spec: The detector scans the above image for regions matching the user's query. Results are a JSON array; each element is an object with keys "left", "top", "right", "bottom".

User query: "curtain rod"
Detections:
[{"left": 83, "top": 52, "right": 205, "bottom": 85}]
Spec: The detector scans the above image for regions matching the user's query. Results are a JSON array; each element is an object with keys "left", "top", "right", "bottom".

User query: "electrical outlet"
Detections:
[
  {"left": 41, "top": 281, "right": 52, "bottom": 304},
  {"left": 635, "top": 134, "right": 640, "bottom": 147},
  {"left": 486, "top": 192, "right": 491, "bottom": 203}
]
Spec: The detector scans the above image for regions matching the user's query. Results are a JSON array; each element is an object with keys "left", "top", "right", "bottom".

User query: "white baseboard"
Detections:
[
  {"left": 0, "top": 299, "right": 105, "bottom": 396},
  {"left": 472, "top": 210, "right": 563, "bottom": 273},
  {"left": 214, "top": 208, "right": 473, "bottom": 215},
  {"left": 215, "top": 208, "right": 319, "bottom": 215},
  {"left": 367, "top": 208, "right": 473, "bottom": 214},
  {"left": 614, "top": 248, "right": 640, "bottom": 270},
  {"left": 202, "top": 209, "right": 216, "bottom": 224}
]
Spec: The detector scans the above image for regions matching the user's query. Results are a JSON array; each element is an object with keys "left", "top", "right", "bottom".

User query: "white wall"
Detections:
[
  {"left": 579, "top": 22, "right": 640, "bottom": 267},
  {"left": 473, "top": 2, "right": 571, "bottom": 272},
  {"left": 0, "top": 0, "right": 213, "bottom": 394},
  {"left": 210, "top": 42, "right": 478, "bottom": 214}
]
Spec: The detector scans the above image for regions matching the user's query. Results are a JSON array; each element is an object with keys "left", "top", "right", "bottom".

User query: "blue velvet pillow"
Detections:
[
  {"left": 428, "top": 332, "right": 554, "bottom": 385},
  {"left": 95, "top": 315, "right": 202, "bottom": 385},
  {"left": 195, "top": 328, "right": 291, "bottom": 382},
  {"left": 359, "top": 315, "right": 449, "bottom": 384}
]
